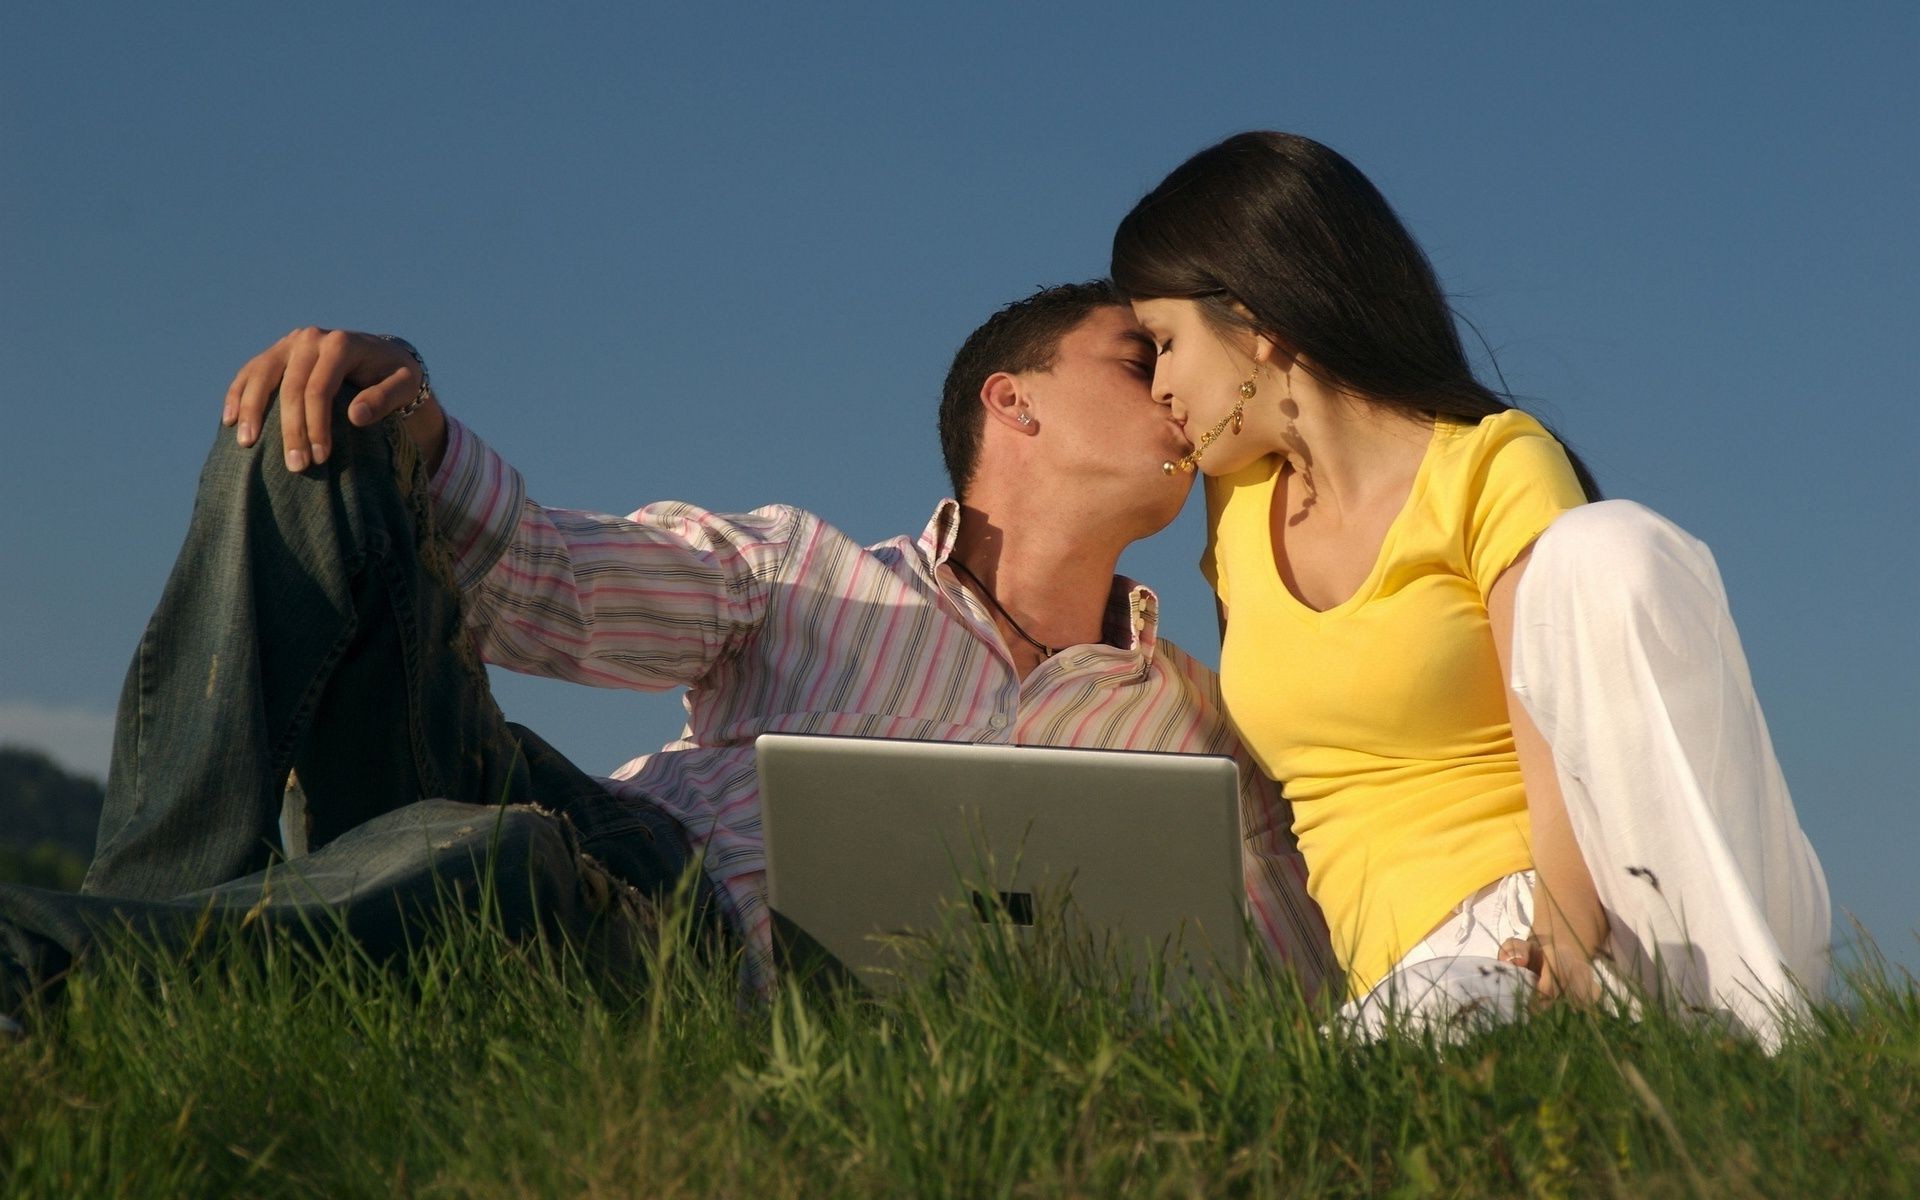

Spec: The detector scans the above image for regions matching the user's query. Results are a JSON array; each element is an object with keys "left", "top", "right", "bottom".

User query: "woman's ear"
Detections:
[
  {"left": 1252, "top": 334, "right": 1295, "bottom": 371},
  {"left": 1227, "top": 301, "right": 1295, "bottom": 372},
  {"left": 980, "top": 371, "right": 1035, "bottom": 432}
]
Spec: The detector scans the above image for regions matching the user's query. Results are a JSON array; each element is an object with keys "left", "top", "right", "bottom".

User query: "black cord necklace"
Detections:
[{"left": 948, "top": 557, "right": 1059, "bottom": 658}]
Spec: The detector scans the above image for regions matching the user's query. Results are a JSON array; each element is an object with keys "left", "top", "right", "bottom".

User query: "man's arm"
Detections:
[
  {"left": 222, "top": 327, "right": 799, "bottom": 693},
  {"left": 432, "top": 416, "right": 800, "bottom": 691}
]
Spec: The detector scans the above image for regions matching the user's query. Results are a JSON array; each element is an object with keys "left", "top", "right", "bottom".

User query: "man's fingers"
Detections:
[
  {"left": 235, "top": 374, "right": 265, "bottom": 446},
  {"left": 304, "top": 329, "right": 354, "bottom": 465},
  {"left": 222, "top": 369, "right": 245, "bottom": 428},
  {"left": 346, "top": 368, "right": 412, "bottom": 426},
  {"left": 227, "top": 326, "right": 419, "bottom": 455},
  {"left": 279, "top": 332, "right": 321, "bottom": 472},
  {"left": 235, "top": 352, "right": 281, "bottom": 448}
]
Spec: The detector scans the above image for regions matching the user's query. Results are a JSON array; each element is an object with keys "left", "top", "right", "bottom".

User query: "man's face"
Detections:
[{"left": 1018, "top": 306, "right": 1195, "bottom": 529}]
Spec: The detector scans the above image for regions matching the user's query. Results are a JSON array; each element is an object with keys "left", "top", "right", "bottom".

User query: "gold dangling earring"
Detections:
[{"left": 1233, "top": 369, "right": 1256, "bottom": 434}]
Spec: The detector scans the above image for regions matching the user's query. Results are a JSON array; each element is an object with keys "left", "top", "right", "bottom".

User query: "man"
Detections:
[{"left": 0, "top": 283, "right": 1331, "bottom": 1008}]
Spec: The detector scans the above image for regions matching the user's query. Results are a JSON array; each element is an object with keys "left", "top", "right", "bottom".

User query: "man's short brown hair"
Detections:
[{"left": 937, "top": 280, "right": 1123, "bottom": 501}]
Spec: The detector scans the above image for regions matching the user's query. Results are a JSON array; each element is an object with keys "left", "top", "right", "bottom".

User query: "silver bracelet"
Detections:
[{"left": 376, "top": 334, "right": 434, "bottom": 419}]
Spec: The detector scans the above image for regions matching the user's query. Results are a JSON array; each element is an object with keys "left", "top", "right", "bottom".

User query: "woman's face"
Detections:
[{"left": 1130, "top": 297, "right": 1264, "bottom": 476}]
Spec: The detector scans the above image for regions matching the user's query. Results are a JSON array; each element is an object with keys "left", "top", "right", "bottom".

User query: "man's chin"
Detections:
[
  {"left": 1124, "top": 468, "right": 1197, "bottom": 539},
  {"left": 1055, "top": 461, "right": 1195, "bottom": 543}
]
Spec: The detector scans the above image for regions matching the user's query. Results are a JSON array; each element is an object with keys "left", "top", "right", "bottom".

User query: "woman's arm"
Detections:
[{"left": 1488, "top": 547, "right": 1607, "bottom": 1002}]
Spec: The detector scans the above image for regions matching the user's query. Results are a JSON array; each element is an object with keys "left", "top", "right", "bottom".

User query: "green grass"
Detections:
[{"left": 3, "top": 892, "right": 1916, "bottom": 1198}]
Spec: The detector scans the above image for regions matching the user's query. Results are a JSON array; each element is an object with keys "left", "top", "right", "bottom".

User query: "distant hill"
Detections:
[{"left": 0, "top": 746, "right": 104, "bottom": 890}]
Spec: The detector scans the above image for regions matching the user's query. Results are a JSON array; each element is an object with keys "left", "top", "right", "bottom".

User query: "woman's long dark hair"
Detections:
[{"left": 1112, "top": 131, "right": 1600, "bottom": 500}]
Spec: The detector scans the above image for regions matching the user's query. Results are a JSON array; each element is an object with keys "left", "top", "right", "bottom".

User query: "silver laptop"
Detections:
[{"left": 756, "top": 733, "right": 1248, "bottom": 995}]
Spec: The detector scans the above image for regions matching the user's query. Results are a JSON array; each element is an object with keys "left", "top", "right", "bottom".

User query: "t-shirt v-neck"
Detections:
[{"left": 1261, "top": 421, "right": 1445, "bottom": 624}]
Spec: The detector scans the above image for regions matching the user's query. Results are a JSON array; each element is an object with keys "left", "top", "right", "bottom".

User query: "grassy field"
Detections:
[{"left": 2, "top": 892, "right": 1915, "bottom": 1199}]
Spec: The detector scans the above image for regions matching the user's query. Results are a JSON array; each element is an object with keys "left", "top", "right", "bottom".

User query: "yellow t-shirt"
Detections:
[{"left": 1202, "top": 410, "right": 1586, "bottom": 994}]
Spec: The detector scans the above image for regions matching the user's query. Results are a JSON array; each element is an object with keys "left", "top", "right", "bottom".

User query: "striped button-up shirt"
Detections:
[{"left": 430, "top": 416, "right": 1332, "bottom": 993}]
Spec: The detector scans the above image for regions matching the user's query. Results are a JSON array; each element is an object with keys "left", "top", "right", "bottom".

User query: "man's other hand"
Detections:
[{"left": 223, "top": 327, "right": 436, "bottom": 473}]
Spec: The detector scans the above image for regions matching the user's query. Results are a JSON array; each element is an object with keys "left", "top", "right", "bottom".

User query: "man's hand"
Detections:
[{"left": 223, "top": 327, "right": 438, "bottom": 473}]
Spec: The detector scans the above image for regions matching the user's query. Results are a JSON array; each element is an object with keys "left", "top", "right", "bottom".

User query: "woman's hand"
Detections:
[
  {"left": 223, "top": 327, "right": 438, "bottom": 473},
  {"left": 1498, "top": 934, "right": 1601, "bottom": 1003},
  {"left": 1498, "top": 935, "right": 1539, "bottom": 975}
]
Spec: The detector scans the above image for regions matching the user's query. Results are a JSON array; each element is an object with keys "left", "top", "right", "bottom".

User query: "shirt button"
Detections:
[{"left": 987, "top": 714, "right": 1007, "bottom": 730}]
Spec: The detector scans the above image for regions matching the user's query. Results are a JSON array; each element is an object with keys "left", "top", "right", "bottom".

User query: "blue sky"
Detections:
[{"left": 3, "top": 3, "right": 1914, "bottom": 971}]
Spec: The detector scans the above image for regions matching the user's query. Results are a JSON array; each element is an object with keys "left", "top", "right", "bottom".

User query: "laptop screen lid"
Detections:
[{"left": 756, "top": 733, "right": 1247, "bottom": 994}]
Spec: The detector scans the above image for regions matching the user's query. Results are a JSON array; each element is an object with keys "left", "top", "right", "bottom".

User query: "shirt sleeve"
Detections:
[
  {"left": 427, "top": 414, "right": 802, "bottom": 690},
  {"left": 429, "top": 414, "right": 527, "bottom": 590},
  {"left": 1464, "top": 412, "right": 1588, "bottom": 598}
]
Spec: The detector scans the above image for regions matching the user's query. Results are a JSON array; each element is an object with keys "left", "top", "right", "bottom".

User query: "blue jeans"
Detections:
[{"left": 0, "top": 394, "right": 718, "bottom": 1011}]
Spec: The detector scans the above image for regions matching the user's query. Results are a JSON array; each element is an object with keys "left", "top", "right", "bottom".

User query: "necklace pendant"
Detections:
[{"left": 950, "top": 557, "right": 1059, "bottom": 661}]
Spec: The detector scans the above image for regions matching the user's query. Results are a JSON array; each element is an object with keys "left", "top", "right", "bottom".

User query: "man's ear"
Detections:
[{"left": 980, "top": 371, "right": 1034, "bottom": 432}]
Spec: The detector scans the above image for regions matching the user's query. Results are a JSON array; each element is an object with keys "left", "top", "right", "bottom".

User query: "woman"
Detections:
[{"left": 1112, "top": 132, "right": 1829, "bottom": 1045}]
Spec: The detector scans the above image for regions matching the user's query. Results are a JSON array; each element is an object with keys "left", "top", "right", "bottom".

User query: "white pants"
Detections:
[
  {"left": 1340, "top": 502, "right": 1831, "bottom": 1049},
  {"left": 1337, "top": 871, "right": 1542, "bottom": 1040}
]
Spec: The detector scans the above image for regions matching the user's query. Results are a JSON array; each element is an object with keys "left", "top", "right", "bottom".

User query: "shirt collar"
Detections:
[
  {"left": 920, "top": 498, "right": 965, "bottom": 566},
  {"left": 919, "top": 499, "right": 1162, "bottom": 659}
]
